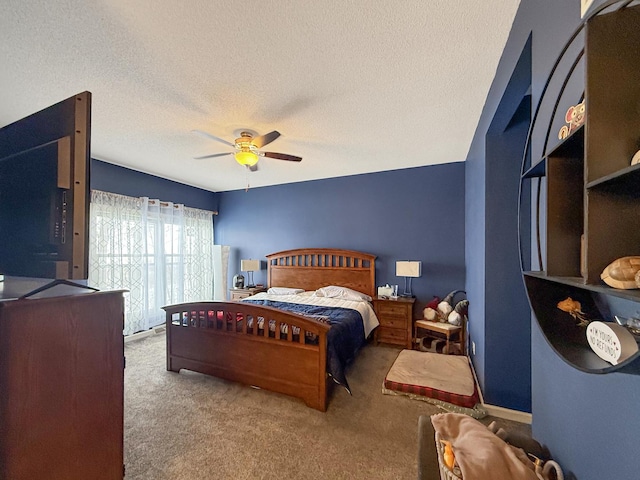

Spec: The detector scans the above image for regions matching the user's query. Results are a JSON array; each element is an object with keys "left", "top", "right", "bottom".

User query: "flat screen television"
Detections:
[{"left": 0, "top": 92, "right": 91, "bottom": 280}]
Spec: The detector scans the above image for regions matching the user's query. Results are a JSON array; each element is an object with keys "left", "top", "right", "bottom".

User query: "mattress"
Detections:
[
  {"left": 383, "top": 350, "right": 485, "bottom": 417},
  {"left": 244, "top": 291, "right": 380, "bottom": 337}
]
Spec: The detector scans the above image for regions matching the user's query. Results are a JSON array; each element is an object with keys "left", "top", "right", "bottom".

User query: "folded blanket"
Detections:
[{"left": 430, "top": 413, "right": 538, "bottom": 480}]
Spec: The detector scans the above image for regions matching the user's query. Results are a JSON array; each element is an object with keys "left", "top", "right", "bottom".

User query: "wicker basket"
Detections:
[{"left": 435, "top": 432, "right": 463, "bottom": 480}]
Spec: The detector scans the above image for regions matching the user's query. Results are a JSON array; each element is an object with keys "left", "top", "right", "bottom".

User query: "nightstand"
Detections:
[
  {"left": 229, "top": 286, "right": 266, "bottom": 301},
  {"left": 372, "top": 296, "right": 415, "bottom": 349}
]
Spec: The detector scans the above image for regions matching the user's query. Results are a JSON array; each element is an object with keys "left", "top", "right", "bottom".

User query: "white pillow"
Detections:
[
  {"left": 267, "top": 287, "right": 304, "bottom": 295},
  {"left": 314, "top": 285, "right": 372, "bottom": 302}
]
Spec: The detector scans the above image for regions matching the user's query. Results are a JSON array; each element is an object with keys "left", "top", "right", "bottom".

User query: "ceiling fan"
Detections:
[{"left": 192, "top": 129, "right": 302, "bottom": 171}]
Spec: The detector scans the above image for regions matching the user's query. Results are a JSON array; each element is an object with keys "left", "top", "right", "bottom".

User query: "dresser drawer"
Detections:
[
  {"left": 230, "top": 291, "right": 251, "bottom": 300},
  {"left": 379, "top": 316, "right": 408, "bottom": 329},
  {"left": 377, "top": 327, "right": 407, "bottom": 344},
  {"left": 377, "top": 302, "right": 410, "bottom": 317},
  {"left": 229, "top": 287, "right": 266, "bottom": 301}
]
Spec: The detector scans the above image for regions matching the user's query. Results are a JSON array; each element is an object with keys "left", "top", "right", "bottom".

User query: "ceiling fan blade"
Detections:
[
  {"left": 252, "top": 130, "right": 280, "bottom": 149},
  {"left": 193, "top": 152, "right": 232, "bottom": 160},
  {"left": 262, "top": 152, "right": 302, "bottom": 162},
  {"left": 192, "top": 129, "right": 234, "bottom": 147}
]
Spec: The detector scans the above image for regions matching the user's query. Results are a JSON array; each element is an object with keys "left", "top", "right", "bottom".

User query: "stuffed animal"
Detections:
[
  {"left": 423, "top": 297, "right": 442, "bottom": 321},
  {"left": 426, "top": 296, "right": 440, "bottom": 309},
  {"left": 437, "top": 301, "right": 453, "bottom": 318},
  {"left": 423, "top": 307, "right": 438, "bottom": 321},
  {"left": 423, "top": 291, "right": 468, "bottom": 324}
]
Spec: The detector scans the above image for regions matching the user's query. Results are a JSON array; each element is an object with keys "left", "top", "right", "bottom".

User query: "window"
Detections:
[{"left": 89, "top": 190, "right": 214, "bottom": 335}]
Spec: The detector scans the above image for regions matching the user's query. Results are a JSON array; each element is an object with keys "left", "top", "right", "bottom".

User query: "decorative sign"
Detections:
[
  {"left": 581, "top": 0, "right": 595, "bottom": 18},
  {"left": 586, "top": 321, "right": 638, "bottom": 365}
]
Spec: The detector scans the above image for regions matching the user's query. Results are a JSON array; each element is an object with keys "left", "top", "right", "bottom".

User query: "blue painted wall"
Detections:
[
  {"left": 466, "top": 35, "right": 533, "bottom": 413},
  {"left": 91, "top": 160, "right": 466, "bottom": 311},
  {"left": 214, "top": 164, "right": 466, "bottom": 311},
  {"left": 468, "top": 0, "right": 640, "bottom": 477},
  {"left": 91, "top": 159, "right": 217, "bottom": 211}
]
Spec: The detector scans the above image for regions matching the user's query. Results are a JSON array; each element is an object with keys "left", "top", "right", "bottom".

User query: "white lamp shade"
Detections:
[
  {"left": 396, "top": 261, "right": 422, "bottom": 278},
  {"left": 241, "top": 259, "right": 260, "bottom": 272}
]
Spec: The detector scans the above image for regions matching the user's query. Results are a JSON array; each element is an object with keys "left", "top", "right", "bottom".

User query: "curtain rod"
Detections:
[
  {"left": 147, "top": 199, "right": 218, "bottom": 215},
  {"left": 89, "top": 191, "right": 218, "bottom": 215}
]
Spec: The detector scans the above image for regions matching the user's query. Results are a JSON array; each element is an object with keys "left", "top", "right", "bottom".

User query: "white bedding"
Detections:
[{"left": 243, "top": 291, "right": 380, "bottom": 338}]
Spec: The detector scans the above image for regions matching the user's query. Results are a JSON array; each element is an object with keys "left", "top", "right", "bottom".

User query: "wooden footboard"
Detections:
[{"left": 162, "top": 301, "right": 330, "bottom": 411}]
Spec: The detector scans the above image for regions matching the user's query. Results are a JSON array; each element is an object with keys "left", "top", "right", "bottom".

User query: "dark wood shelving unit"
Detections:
[
  {"left": 520, "top": 3, "right": 640, "bottom": 375},
  {"left": 523, "top": 159, "right": 545, "bottom": 179}
]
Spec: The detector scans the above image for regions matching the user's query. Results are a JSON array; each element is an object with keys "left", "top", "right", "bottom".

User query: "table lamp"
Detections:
[
  {"left": 396, "top": 261, "right": 422, "bottom": 298},
  {"left": 240, "top": 259, "right": 260, "bottom": 288}
]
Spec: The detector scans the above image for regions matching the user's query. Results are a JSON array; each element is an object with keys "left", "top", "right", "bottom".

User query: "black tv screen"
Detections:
[{"left": 0, "top": 92, "right": 91, "bottom": 280}]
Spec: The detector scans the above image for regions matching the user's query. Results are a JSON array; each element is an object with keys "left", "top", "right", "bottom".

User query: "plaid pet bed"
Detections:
[{"left": 383, "top": 350, "right": 480, "bottom": 409}]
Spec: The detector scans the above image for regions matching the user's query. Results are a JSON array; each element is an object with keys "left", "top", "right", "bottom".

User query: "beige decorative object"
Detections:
[
  {"left": 558, "top": 100, "right": 585, "bottom": 140},
  {"left": 600, "top": 256, "right": 640, "bottom": 289},
  {"left": 632, "top": 149, "right": 640, "bottom": 166}
]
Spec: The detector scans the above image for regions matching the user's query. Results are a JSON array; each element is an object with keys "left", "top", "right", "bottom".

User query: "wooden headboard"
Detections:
[{"left": 266, "top": 248, "right": 376, "bottom": 298}]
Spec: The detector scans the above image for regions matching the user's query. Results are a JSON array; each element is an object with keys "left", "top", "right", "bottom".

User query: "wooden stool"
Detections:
[{"left": 414, "top": 319, "right": 464, "bottom": 355}]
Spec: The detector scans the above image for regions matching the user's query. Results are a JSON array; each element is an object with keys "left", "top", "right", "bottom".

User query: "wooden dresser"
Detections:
[
  {"left": 373, "top": 296, "right": 415, "bottom": 349},
  {"left": 0, "top": 290, "right": 126, "bottom": 480}
]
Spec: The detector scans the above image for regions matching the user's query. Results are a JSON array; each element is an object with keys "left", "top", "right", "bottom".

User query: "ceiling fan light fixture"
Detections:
[
  {"left": 195, "top": 129, "right": 298, "bottom": 169},
  {"left": 235, "top": 150, "right": 259, "bottom": 166}
]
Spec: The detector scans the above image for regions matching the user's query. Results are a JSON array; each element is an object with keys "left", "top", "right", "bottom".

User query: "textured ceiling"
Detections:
[{"left": 0, "top": 1, "right": 519, "bottom": 192}]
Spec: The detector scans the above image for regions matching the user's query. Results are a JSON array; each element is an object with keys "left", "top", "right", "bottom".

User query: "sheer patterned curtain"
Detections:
[{"left": 89, "top": 190, "right": 214, "bottom": 335}]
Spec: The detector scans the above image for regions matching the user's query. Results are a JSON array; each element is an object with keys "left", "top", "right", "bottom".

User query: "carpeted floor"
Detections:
[{"left": 124, "top": 331, "right": 530, "bottom": 479}]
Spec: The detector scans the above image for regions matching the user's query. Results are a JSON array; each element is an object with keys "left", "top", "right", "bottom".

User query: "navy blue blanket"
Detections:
[{"left": 243, "top": 299, "right": 365, "bottom": 393}]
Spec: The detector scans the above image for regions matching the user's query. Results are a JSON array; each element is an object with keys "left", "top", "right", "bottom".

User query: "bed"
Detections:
[{"left": 162, "top": 248, "right": 377, "bottom": 411}]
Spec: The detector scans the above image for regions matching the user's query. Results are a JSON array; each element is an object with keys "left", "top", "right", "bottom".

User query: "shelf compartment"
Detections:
[
  {"left": 524, "top": 271, "right": 640, "bottom": 302},
  {"left": 546, "top": 154, "right": 584, "bottom": 277},
  {"left": 586, "top": 163, "right": 640, "bottom": 192},
  {"left": 524, "top": 272, "right": 640, "bottom": 374},
  {"left": 584, "top": 188, "right": 640, "bottom": 284},
  {"left": 585, "top": 6, "right": 640, "bottom": 183},
  {"left": 548, "top": 124, "right": 584, "bottom": 159},
  {"left": 523, "top": 126, "right": 585, "bottom": 180}
]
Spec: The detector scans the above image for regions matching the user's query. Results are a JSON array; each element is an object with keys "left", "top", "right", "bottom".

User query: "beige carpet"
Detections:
[{"left": 124, "top": 331, "right": 530, "bottom": 479}]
